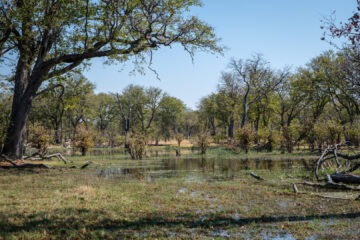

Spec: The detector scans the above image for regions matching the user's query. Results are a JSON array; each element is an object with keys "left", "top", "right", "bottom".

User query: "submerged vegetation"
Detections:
[{"left": 0, "top": 147, "right": 360, "bottom": 239}]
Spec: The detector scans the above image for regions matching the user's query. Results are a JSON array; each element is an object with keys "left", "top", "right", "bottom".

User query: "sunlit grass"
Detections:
[{"left": 1, "top": 146, "right": 359, "bottom": 239}]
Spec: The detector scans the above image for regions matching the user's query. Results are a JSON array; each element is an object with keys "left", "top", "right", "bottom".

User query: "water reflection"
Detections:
[{"left": 97, "top": 157, "right": 313, "bottom": 181}]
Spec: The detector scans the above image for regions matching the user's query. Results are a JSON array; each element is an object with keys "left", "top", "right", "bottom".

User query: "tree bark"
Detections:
[
  {"left": 330, "top": 174, "right": 360, "bottom": 184},
  {"left": 2, "top": 61, "right": 35, "bottom": 159}
]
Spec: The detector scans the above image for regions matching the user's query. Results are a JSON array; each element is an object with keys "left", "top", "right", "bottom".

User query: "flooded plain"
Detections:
[{"left": 96, "top": 157, "right": 314, "bottom": 181}]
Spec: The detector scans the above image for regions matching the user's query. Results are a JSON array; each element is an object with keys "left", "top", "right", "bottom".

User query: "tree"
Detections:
[
  {"left": 198, "top": 94, "right": 218, "bottom": 136},
  {"left": 158, "top": 96, "right": 186, "bottom": 140},
  {"left": 92, "top": 93, "right": 116, "bottom": 138},
  {"left": 115, "top": 85, "right": 144, "bottom": 148},
  {"left": 0, "top": 0, "right": 222, "bottom": 158},
  {"left": 217, "top": 73, "right": 240, "bottom": 138},
  {"left": 135, "top": 87, "right": 163, "bottom": 137},
  {"left": 63, "top": 75, "right": 94, "bottom": 140},
  {"left": 322, "top": 0, "right": 360, "bottom": 48},
  {"left": 229, "top": 54, "right": 287, "bottom": 128}
]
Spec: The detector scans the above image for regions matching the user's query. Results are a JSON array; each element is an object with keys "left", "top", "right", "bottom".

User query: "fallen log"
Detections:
[
  {"left": 0, "top": 154, "right": 18, "bottom": 166},
  {"left": 330, "top": 174, "right": 360, "bottom": 184},
  {"left": 315, "top": 142, "right": 360, "bottom": 181},
  {"left": 80, "top": 161, "right": 93, "bottom": 169},
  {"left": 1, "top": 163, "right": 50, "bottom": 169},
  {"left": 1, "top": 154, "right": 51, "bottom": 169},
  {"left": 301, "top": 181, "right": 360, "bottom": 191},
  {"left": 25, "top": 152, "right": 67, "bottom": 164},
  {"left": 249, "top": 172, "right": 264, "bottom": 181}
]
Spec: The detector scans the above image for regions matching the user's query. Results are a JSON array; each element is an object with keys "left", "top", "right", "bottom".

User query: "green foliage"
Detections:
[
  {"left": 28, "top": 126, "right": 51, "bottom": 155},
  {"left": 128, "top": 134, "right": 147, "bottom": 160},
  {"left": 114, "top": 135, "right": 126, "bottom": 147},
  {"left": 74, "top": 125, "right": 94, "bottom": 156},
  {"left": 0, "top": 94, "right": 11, "bottom": 151},
  {"left": 344, "top": 122, "right": 360, "bottom": 147},
  {"left": 281, "top": 120, "right": 301, "bottom": 153},
  {"left": 213, "top": 133, "right": 226, "bottom": 144},
  {"left": 176, "top": 134, "right": 183, "bottom": 147},
  {"left": 258, "top": 128, "right": 277, "bottom": 152},
  {"left": 197, "top": 133, "right": 210, "bottom": 154}
]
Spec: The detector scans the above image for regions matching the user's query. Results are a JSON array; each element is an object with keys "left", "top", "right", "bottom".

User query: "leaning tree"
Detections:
[{"left": 0, "top": 0, "right": 222, "bottom": 158}]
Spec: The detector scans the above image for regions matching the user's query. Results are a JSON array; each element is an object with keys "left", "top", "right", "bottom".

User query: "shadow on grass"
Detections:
[{"left": 1, "top": 208, "right": 360, "bottom": 237}]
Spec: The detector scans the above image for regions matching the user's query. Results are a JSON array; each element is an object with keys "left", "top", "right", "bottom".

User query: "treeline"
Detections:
[
  {"left": 0, "top": 73, "right": 195, "bottom": 154},
  {"left": 199, "top": 49, "right": 360, "bottom": 153},
  {"left": 1, "top": 48, "right": 360, "bottom": 154}
]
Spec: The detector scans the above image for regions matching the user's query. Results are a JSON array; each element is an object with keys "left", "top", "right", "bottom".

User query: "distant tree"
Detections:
[
  {"left": 0, "top": 0, "right": 222, "bottom": 158},
  {"left": 63, "top": 75, "right": 95, "bottom": 140},
  {"left": 158, "top": 96, "right": 186, "bottom": 140},
  {"left": 198, "top": 94, "right": 218, "bottom": 136},
  {"left": 229, "top": 54, "right": 288, "bottom": 128},
  {"left": 92, "top": 93, "right": 116, "bottom": 138},
  {"left": 135, "top": 87, "right": 163, "bottom": 137},
  {"left": 217, "top": 73, "right": 240, "bottom": 138},
  {"left": 115, "top": 85, "right": 145, "bottom": 148}
]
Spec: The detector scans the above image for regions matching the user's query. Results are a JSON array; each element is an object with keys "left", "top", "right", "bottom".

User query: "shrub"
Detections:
[
  {"left": 235, "top": 126, "right": 254, "bottom": 153},
  {"left": 128, "top": 134, "right": 146, "bottom": 160},
  {"left": 74, "top": 125, "right": 94, "bottom": 156},
  {"left": 29, "top": 125, "right": 51, "bottom": 155},
  {"left": 263, "top": 130, "right": 275, "bottom": 152},
  {"left": 197, "top": 133, "right": 210, "bottom": 154}
]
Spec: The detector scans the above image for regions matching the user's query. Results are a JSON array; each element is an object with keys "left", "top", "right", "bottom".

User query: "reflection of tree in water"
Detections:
[
  {"left": 265, "top": 159, "right": 273, "bottom": 170},
  {"left": 98, "top": 157, "right": 315, "bottom": 180}
]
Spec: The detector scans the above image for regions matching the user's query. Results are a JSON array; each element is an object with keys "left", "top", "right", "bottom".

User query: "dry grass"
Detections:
[{"left": 0, "top": 151, "right": 360, "bottom": 239}]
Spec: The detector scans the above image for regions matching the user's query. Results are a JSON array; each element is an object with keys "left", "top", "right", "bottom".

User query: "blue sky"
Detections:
[
  {"left": 85, "top": 0, "right": 357, "bottom": 109},
  {"left": 0, "top": 1, "right": 351, "bottom": 109}
]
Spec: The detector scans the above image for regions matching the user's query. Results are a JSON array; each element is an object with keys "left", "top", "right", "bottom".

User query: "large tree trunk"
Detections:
[
  {"left": 2, "top": 63, "right": 35, "bottom": 159},
  {"left": 2, "top": 97, "right": 33, "bottom": 159}
]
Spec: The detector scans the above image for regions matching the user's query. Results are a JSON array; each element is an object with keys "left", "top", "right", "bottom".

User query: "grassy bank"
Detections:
[{"left": 0, "top": 148, "right": 360, "bottom": 239}]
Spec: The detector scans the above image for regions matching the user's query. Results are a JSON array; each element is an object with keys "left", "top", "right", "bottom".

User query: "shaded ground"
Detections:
[{"left": 0, "top": 148, "right": 359, "bottom": 239}]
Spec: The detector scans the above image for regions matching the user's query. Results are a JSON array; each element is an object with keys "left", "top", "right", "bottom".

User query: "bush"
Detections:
[
  {"left": 235, "top": 126, "right": 254, "bottom": 153},
  {"left": 74, "top": 125, "right": 94, "bottom": 156},
  {"left": 197, "top": 133, "right": 210, "bottom": 154},
  {"left": 128, "top": 134, "right": 146, "bottom": 160},
  {"left": 29, "top": 125, "right": 51, "bottom": 155},
  {"left": 263, "top": 130, "right": 275, "bottom": 152},
  {"left": 176, "top": 133, "right": 183, "bottom": 147}
]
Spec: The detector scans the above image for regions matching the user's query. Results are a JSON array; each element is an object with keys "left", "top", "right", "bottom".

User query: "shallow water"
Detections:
[{"left": 96, "top": 157, "right": 313, "bottom": 181}]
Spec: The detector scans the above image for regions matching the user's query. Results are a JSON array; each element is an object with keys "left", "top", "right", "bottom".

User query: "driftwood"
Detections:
[
  {"left": 1, "top": 154, "right": 51, "bottom": 169},
  {"left": 330, "top": 174, "right": 360, "bottom": 184},
  {"left": 80, "top": 161, "right": 93, "bottom": 169},
  {"left": 24, "top": 152, "right": 67, "bottom": 164},
  {"left": 249, "top": 172, "right": 264, "bottom": 181},
  {"left": 0, "top": 154, "right": 18, "bottom": 166},
  {"left": 301, "top": 181, "right": 360, "bottom": 191},
  {"left": 315, "top": 143, "right": 360, "bottom": 181}
]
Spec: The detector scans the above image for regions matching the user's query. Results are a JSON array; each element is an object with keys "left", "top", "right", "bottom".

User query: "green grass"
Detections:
[{"left": 1, "top": 147, "right": 360, "bottom": 239}]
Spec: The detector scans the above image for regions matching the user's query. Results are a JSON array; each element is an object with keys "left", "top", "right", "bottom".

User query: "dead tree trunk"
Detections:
[{"left": 315, "top": 142, "right": 360, "bottom": 181}]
